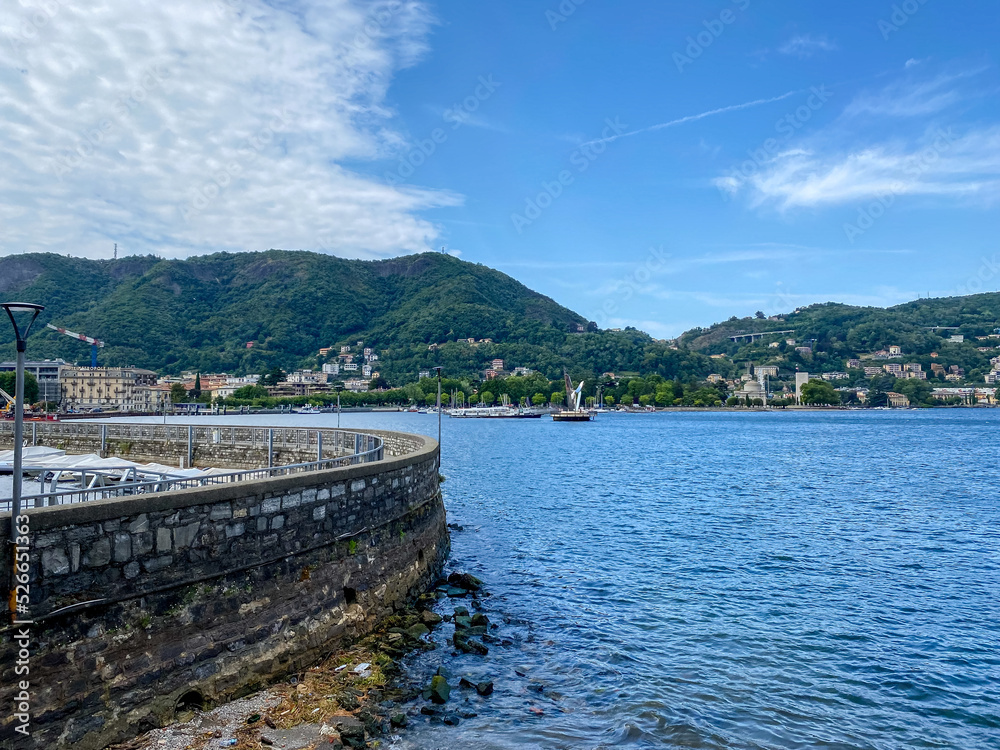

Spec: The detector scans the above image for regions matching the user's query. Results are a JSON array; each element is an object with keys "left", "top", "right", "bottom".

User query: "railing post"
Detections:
[
  {"left": 31, "top": 422, "right": 37, "bottom": 446},
  {"left": 268, "top": 428, "right": 274, "bottom": 468},
  {"left": 317, "top": 430, "right": 323, "bottom": 464},
  {"left": 100, "top": 424, "right": 107, "bottom": 457},
  {"left": 187, "top": 425, "right": 194, "bottom": 468}
]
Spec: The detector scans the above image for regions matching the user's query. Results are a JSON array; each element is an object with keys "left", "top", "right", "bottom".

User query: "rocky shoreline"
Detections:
[{"left": 112, "top": 566, "right": 496, "bottom": 750}]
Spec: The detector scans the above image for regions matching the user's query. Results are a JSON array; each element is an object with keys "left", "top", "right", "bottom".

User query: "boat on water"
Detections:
[
  {"left": 450, "top": 393, "right": 543, "bottom": 419},
  {"left": 293, "top": 404, "right": 321, "bottom": 414},
  {"left": 449, "top": 405, "right": 542, "bottom": 419},
  {"left": 553, "top": 371, "right": 593, "bottom": 422}
]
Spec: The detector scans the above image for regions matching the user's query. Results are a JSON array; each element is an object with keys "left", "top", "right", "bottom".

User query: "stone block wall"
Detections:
[{"left": 0, "top": 431, "right": 446, "bottom": 750}]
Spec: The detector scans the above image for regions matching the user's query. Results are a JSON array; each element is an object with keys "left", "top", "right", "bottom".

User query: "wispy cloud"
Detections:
[
  {"left": 718, "top": 126, "right": 1000, "bottom": 208},
  {"left": 0, "top": 0, "right": 459, "bottom": 259},
  {"left": 843, "top": 68, "right": 987, "bottom": 118},
  {"left": 717, "top": 66, "right": 1000, "bottom": 209},
  {"left": 583, "top": 90, "right": 803, "bottom": 147},
  {"left": 779, "top": 34, "right": 838, "bottom": 58}
]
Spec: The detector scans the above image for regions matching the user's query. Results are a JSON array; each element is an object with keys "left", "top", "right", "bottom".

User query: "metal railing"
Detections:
[{"left": 0, "top": 426, "right": 384, "bottom": 512}]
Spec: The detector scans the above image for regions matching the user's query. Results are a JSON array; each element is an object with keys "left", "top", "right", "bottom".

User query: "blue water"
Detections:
[{"left": 122, "top": 411, "right": 1000, "bottom": 749}]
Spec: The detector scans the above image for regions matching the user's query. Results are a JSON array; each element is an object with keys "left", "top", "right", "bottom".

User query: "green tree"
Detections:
[
  {"left": 189, "top": 373, "right": 202, "bottom": 400},
  {"left": 551, "top": 391, "right": 564, "bottom": 405},
  {"left": 0, "top": 371, "right": 39, "bottom": 405},
  {"left": 259, "top": 367, "right": 287, "bottom": 387},
  {"left": 231, "top": 384, "right": 269, "bottom": 400},
  {"left": 604, "top": 395, "right": 614, "bottom": 407},
  {"left": 532, "top": 393, "right": 547, "bottom": 406},
  {"left": 480, "top": 391, "right": 494, "bottom": 405},
  {"left": 170, "top": 382, "right": 188, "bottom": 403},
  {"left": 800, "top": 379, "right": 841, "bottom": 406}
]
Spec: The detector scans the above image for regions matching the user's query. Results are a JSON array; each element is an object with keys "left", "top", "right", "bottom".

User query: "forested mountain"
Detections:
[
  {"left": 0, "top": 250, "right": 715, "bottom": 383},
  {"left": 3, "top": 250, "right": 998, "bottom": 388},
  {"left": 677, "top": 297, "right": 1000, "bottom": 383}
]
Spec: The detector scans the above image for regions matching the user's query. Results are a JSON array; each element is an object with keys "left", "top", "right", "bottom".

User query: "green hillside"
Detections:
[
  {"left": 4, "top": 250, "right": 997, "bottom": 391},
  {"left": 677, "top": 298, "right": 1000, "bottom": 384},
  {"left": 0, "top": 251, "right": 715, "bottom": 384}
]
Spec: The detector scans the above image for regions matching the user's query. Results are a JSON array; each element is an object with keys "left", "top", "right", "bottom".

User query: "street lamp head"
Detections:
[
  {"left": 2, "top": 302, "right": 44, "bottom": 350},
  {"left": 432, "top": 366, "right": 443, "bottom": 375}
]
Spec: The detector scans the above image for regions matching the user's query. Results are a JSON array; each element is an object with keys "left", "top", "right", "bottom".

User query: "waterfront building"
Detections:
[
  {"left": 0, "top": 358, "right": 69, "bottom": 404},
  {"left": 887, "top": 392, "right": 910, "bottom": 407},
  {"left": 61, "top": 366, "right": 163, "bottom": 412}
]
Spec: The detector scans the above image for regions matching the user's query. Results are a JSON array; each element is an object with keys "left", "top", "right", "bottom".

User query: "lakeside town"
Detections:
[{"left": 5, "top": 334, "right": 1000, "bottom": 416}]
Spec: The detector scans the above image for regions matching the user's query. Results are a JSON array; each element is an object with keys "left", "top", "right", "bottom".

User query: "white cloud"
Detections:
[
  {"left": 718, "top": 127, "right": 1000, "bottom": 209},
  {"left": 0, "top": 0, "right": 460, "bottom": 259},
  {"left": 778, "top": 34, "right": 838, "bottom": 58},
  {"left": 842, "top": 70, "right": 981, "bottom": 118}
]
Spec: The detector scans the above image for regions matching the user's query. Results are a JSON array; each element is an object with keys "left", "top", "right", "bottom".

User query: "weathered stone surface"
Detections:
[
  {"left": 113, "top": 533, "right": 132, "bottom": 562},
  {"left": 420, "top": 610, "right": 443, "bottom": 626},
  {"left": 429, "top": 675, "right": 451, "bottom": 703},
  {"left": 0, "top": 426, "right": 443, "bottom": 750},
  {"left": 406, "top": 623, "right": 430, "bottom": 639},
  {"left": 272, "top": 515, "right": 285, "bottom": 530},
  {"left": 82, "top": 538, "right": 111, "bottom": 568},
  {"left": 42, "top": 548, "right": 70, "bottom": 576},
  {"left": 128, "top": 514, "right": 149, "bottom": 534},
  {"left": 156, "top": 527, "right": 172, "bottom": 553},
  {"left": 143, "top": 555, "right": 173, "bottom": 573},
  {"left": 209, "top": 503, "right": 232, "bottom": 521},
  {"left": 173, "top": 521, "right": 200, "bottom": 549}
]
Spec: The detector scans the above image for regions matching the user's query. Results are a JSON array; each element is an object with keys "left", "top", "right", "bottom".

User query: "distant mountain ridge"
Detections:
[{"left": 3, "top": 250, "right": 998, "bottom": 385}]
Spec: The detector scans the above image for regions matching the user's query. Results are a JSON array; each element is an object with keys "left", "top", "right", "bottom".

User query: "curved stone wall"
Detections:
[{"left": 0, "top": 430, "right": 447, "bottom": 750}]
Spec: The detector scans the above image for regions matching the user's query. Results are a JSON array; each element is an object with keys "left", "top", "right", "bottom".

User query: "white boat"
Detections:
[
  {"left": 294, "top": 405, "right": 321, "bottom": 414},
  {"left": 449, "top": 405, "right": 542, "bottom": 419}
]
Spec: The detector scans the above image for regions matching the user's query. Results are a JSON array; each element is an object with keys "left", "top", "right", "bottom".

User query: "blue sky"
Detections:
[{"left": 1, "top": 1, "right": 998, "bottom": 338}]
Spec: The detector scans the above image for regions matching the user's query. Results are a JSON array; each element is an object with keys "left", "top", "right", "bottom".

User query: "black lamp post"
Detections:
[{"left": 3, "top": 302, "right": 43, "bottom": 617}]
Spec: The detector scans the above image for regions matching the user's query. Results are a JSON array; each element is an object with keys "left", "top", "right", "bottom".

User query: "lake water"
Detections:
[{"left": 13, "top": 410, "right": 1000, "bottom": 749}]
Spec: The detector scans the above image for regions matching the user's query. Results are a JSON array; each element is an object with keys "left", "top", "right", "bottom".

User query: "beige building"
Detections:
[
  {"left": 886, "top": 392, "right": 911, "bottom": 407},
  {"left": 61, "top": 367, "right": 166, "bottom": 412}
]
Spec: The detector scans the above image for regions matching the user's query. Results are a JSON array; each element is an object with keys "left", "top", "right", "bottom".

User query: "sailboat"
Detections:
[{"left": 552, "top": 372, "right": 593, "bottom": 422}]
